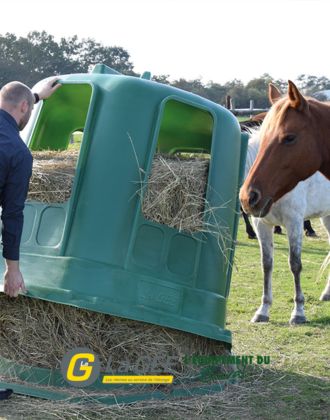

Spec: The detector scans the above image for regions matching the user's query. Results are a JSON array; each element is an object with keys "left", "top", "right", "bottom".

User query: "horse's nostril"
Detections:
[{"left": 248, "top": 189, "right": 261, "bottom": 207}]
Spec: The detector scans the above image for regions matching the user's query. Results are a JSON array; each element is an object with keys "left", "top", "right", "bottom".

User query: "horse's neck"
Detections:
[
  {"left": 244, "top": 133, "right": 260, "bottom": 178},
  {"left": 310, "top": 101, "right": 330, "bottom": 178},
  {"left": 314, "top": 100, "right": 330, "bottom": 128}
]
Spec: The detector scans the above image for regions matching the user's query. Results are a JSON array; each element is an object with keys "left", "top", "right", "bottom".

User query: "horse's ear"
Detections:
[
  {"left": 287, "top": 80, "right": 307, "bottom": 111},
  {"left": 268, "top": 83, "right": 282, "bottom": 104}
]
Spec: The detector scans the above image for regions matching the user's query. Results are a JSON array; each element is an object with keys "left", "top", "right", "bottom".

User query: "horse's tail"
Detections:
[{"left": 318, "top": 250, "right": 330, "bottom": 283}]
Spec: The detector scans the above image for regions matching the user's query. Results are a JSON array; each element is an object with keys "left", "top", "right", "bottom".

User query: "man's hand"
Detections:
[
  {"left": 35, "top": 76, "right": 62, "bottom": 101},
  {"left": 3, "top": 260, "right": 27, "bottom": 297}
]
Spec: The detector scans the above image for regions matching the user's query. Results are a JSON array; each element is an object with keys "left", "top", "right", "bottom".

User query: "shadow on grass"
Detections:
[
  {"left": 237, "top": 238, "right": 328, "bottom": 257},
  {"left": 227, "top": 365, "right": 330, "bottom": 420},
  {"left": 252, "top": 320, "right": 291, "bottom": 327},
  {"left": 236, "top": 241, "right": 260, "bottom": 249},
  {"left": 242, "top": 313, "right": 330, "bottom": 328},
  {"left": 274, "top": 244, "right": 327, "bottom": 257},
  {"left": 308, "top": 315, "right": 330, "bottom": 326}
]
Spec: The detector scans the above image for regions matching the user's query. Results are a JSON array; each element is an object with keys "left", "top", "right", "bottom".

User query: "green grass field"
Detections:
[
  {"left": 237, "top": 115, "right": 253, "bottom": 122},
  {"left": 67, "top": 131, "right": 83, "bottom": 151},
  {"left": 221, "top": 218, "right": 330, "bottom": 419}
]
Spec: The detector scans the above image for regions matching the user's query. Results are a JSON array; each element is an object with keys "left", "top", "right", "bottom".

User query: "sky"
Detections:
[{"left": 2, "top": 0, "right": 330, "bottom": 85}]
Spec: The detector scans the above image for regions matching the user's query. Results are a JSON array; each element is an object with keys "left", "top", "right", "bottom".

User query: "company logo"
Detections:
[
  {"left": 61, "top": 348, "right": 267, "bottom": 388},
  {"left": 61, "top": 347, "right": 174, "bottom": 387},
  {"left": 61, "top": 347, "right": 101, "bottom": 387}
]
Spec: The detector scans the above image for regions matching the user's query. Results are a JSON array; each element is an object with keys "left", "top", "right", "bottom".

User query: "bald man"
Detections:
[{"left": 0, "top": 78, "right": 61, "bottom": 297}]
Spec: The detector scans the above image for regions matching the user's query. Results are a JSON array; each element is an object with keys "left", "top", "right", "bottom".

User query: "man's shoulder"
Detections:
[
  {"left": 0, "top": 115, "right": 32, "bottom": 165},
  {"left": 0, "top": 111, "right": 25, "bottom": 137},
  {"left": 0, "top": 125, "right": 20, "bottom": 146},
  {"left": 9, "top": 143, "right": 33, "bottom": 170},
  {"left": 0, "top": 127, "right": 26, "bottom": 152}
]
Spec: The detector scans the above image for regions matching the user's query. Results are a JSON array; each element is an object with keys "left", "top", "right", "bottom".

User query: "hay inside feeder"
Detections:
[
  {"left": 27, "top": 148, "right": 232, "bottom": 262},
  {"left": 141, "top": 154, "right": 210, "bottom": 232},
  {"left": 27, "top": 149, "right": 79, "bottom": 204},
  {"left": 28, "top": 150, "right": 213, "bottom": 233}
]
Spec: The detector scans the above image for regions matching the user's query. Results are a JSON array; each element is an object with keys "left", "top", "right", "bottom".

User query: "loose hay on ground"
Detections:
[
  {"left": 0, "top": 294, "right": 232, "bottom": 404},
  {"left": 0, "top": 295, "right": 229, "bottom": 372}
]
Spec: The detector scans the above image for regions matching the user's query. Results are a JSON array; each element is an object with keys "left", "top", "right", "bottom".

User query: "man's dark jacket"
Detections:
[{"left": 0, "top": 109, "right": 33, "bottom": 260}]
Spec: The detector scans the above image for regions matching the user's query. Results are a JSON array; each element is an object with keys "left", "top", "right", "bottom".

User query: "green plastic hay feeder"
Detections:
[{"left": 1, "top": 64, "right": 247, "bottom": 346}]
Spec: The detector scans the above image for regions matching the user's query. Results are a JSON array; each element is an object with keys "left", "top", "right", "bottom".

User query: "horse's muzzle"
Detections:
[{"left": 240, "top": 187, "right": 273, "bottom": 217}]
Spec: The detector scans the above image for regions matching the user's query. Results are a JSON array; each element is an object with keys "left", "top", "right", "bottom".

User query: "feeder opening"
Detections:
[
  {"left": 22, "top": 84, "right": 93, "bottom": 204},
  {"left": 142, "top": 99, "right": 214, "bottom": 233}
]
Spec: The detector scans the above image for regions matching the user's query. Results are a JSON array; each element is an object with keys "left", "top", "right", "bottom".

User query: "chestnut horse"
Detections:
[
  {"left": 245, "top": 128, "right": 330, "bottom": 325},
  {"left": 240, "top": 81, "right": 330, "bottom": 218},
  {"left": 240, "top": 111, "right": 316, "bottom": 238}
]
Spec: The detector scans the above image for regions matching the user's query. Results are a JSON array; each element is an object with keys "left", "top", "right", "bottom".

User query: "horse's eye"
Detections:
[{"left": 282, "top": 134, "right": 297, "bottom": 145}]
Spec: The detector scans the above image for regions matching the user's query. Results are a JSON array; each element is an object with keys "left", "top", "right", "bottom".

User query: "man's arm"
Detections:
[
  {"left": 3, "top": 259, "right": 26, "bottom": 297},
  {"left": 1, "top": 150, "right": 32, "bottom": 297},
  {"left": 33, "top": 77, "right": 61, "bottom": 103}
]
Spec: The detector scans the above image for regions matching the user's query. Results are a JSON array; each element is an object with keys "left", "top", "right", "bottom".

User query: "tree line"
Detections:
[{"left": 1, "top": 31, "right": 330, "bottom": 109}]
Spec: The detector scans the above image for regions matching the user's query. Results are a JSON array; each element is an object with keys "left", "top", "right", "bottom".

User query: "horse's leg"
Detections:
[
  {"left": 320, "top": 279, "right": 330, "bottom": 301},
  {"left": 274, "top": 225, "right": 282, "bottom": 234},
  {"left": 286, "top": 220, "right": 306, "bottom": 324},
  {"left": 304, "top": 220, "right": 317, "bottom": 237},
  {"left": 241, "top": 207, "right": 257, "bottom": 239},
  {"left": 320, "top": 216, "right": 330, "bottom": 300},
  {"left": 251, "top": 219, "right": 273, "bottom": 322}
]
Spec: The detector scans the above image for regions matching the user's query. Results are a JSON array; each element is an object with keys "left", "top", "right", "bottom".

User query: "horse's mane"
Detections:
[
  {"left": 240, "top": 119, "right": 262, "bottom": 132},
  {"left": 259, "top": 97, "right": 289, "bottom": 137},
  {"left": 245, "top": 127, "right": 261, "bottom": 179},
  {"left": 260, "top": 95, "right": 328, "bottom": 138}
]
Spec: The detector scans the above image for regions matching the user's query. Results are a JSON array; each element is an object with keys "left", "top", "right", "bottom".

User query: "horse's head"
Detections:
[{"left": 240, "top": 81, "right": 322, "bottom": 217}]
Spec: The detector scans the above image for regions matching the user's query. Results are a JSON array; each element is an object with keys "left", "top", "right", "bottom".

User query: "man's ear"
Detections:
[
  {"left": 268, "top": 83, "right": 282, "bottom": 105},
  {"left": 19, "top": 99, "right": 29, "bottom": 114},
  {"left": 287, "top": 80, "right": 308, "bottom": 111}
]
